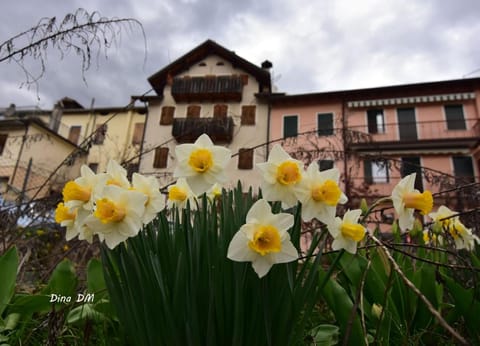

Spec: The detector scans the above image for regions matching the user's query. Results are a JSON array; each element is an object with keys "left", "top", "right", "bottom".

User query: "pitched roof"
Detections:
[{"left": 147, "top": 39, "right": 271, "bottom": 95}]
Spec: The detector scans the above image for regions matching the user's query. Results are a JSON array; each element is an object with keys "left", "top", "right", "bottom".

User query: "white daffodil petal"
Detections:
[
  {"left": 227, "top": 231, "right": 256, "bottom": 262},
  {"left": 252, "top": 258, "right": 273, "bottom": 278}
]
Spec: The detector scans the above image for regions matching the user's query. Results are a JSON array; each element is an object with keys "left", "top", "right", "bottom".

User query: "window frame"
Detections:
[
  {"left": 366, "top": 109, "right": 385, "bottom": 134},
  {"left": 283, "top": 115, "right": 298, "bottom": 138},
  {"left": 153, "top": 147, "right": 169, "bottom": 169},
  {"left": 444, "top": 104, "right": 466, "bottom": 130},
  {"left": 317, "top": 112, "right": 334, "bottom": 136}
]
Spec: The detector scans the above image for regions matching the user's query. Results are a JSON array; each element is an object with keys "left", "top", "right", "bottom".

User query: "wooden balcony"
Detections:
[
  {"left": 172, "top": 117, "right": 234, "bottom": 143},
  {"left": 171, "top": 75, "right": 243, "bottom": 102},
  {"left": 349, "top": 118, "right": 480, "bottom": 151}
]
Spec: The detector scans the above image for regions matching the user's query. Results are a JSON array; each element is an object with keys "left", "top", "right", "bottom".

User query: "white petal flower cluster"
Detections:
[{"left": 56, "top": 160, "right": 165, "bottom": 249}]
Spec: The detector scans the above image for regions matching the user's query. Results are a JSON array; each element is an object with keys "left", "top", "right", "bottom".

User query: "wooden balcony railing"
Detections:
[
  {"left": 349, "top": 118, "right": 480, "bottom": 150},
  {"left": 172, "top": 117, "right": 234, "bottom": 143},
  {"left": 171, "top": 75, "right": 243, "bottom": 102}
]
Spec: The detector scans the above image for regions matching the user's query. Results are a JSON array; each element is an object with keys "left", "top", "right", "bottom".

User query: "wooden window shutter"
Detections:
[
  {"left": 241, "top": 74, "right": 249, "bottom": 85},
  {"left": 241, "top": 105, "right": 256, "bottom": 125},
  {"left": 213, "top": 104, "right": 228, "bottom": 119},
  {"left": 238, "top": 148, "right": 254, "bottom": 169},
  {"left": 68, "top": 126, "right": 81, "bottom": 144},
  {"left": 364, "top": 159, "right": 373, "bottom": 184},
  {"left": 132, "top": 122, "right": 144, "bottom": 145},
  {"left": 187, "top": 105, "right": 201, "bottom": 118},
  {"left": 93, "top": 124, "right": 107, "bottom": 144},
  {"left": 0, "top": 134, "right": 7, "bottom": 155},
  {"left": 160, "top": 106, "right": 175, "bottom": 125},
  {"left": 153, "top": 147, "right": 169, "bottom": 168}
]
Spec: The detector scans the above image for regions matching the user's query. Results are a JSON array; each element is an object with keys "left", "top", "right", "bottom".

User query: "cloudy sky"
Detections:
[{"left": 1, "top": 0, "right": 479, "bottom": 110}]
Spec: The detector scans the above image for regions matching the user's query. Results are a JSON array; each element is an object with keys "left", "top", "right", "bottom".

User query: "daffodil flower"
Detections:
[
  {"left": 62, "top": 165, "right": 107, "bottom": 211},
  {"left": 327, "top": 209, "right": 366, "bottom": 254},
  {"left": 105, "top": 160, "right": 131, "bottom": 189},
  {"left": 86, "top": 185, "right": 147, "bottom": 249},
  {"left": 167, "top": 178, "right": 197, "bottom": 212},
  {"left": 132, "top": 173, "right": 165, "bottom": 224},
  {"left": 422, "top": 229, "right": 443, "bottom": 246},
  {"left": 55, "top": 202, "right": 93, "bottom": 243},
  {"left": 174, "top": 134, "right": 231, "bottom": 195},
  {"left": 296, "top": 164, "right": 347, "bottom": 222},
  {"left": 391, "top": 173, "right": 433, "bottom": 232},
  {"left": 206, "top": 183, "right": 222, "bottom": 201},
  {"left": 227, "top": 199, "right": 298, "bottom": 278},
  {"left": 256, "top": 144, "right": 304, "bottom": 208},
  {"left": 448, "top": 219, "right": 479, "bottom": 251}
]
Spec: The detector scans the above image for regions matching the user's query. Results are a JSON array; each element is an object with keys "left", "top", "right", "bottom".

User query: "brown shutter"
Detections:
[
  {"left": 238, "top": 148, "right": 254, "bottom": 169},
  {"left": 241, "top": 105, "right": 256, "bottom": 125},
  {"left": 213, "top": 104, "right": 228, "bottom": 119},
  {"left": 93, "top": 124, "right": 107, "bottom": 144},
  {"left": 160, "top": 106, "right": 175, "bottom": 125},
  {"left": 187, "top": 105, "right": 201, "bottom": 118},
  {"left": 241, "top": 74, "right": 249, "bottom": 85},
  {"left": 153, "top": 147, "right": 169, "bottom": 168},
  {"left": 0, "top": 134, "right": 7, "bottom": 155},
  {"left": 132, "top": 122, "right": 144, "bottom": 145},
  {"left": 68, "top": 126, "right": 81, "bottom": 144}
]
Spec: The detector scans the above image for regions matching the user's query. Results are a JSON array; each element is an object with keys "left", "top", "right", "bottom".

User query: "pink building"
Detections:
[{"left": 267, "top": 78, "right": 480, "bottom": 228}]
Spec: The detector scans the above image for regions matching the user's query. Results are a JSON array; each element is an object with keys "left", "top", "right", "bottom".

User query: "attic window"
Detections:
[
  {"left": 216, "top": 61, "right": 224, "bottom": 66},
  {"left": 199, "top": 62, "right": 207, "bottom": 67}
]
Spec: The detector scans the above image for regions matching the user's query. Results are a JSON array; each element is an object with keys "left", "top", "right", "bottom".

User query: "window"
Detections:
[
  {"left": 397, "top": 108, "right": 417, "bottom": 140},
  {"left": 160, "top": 106, "right": 175, "bottom": 125},
  {"left": 453, "top": 156, "right": 475, "bottom": 183},
  {"left": 0, "top": 134, "right": 7, "bottom": 155},
  {"left": 88, "top": 163, "right": 99, "bottom": 173},
  {"left": 214, "top": 104, "right": 228, "bottom": 120},
  {"left": 367, "top": 109, "right": 385, "bottom": 134},
  {"left": 401, "top": 157, "right": 423, "bottom": 190},
  {"left": 283, "top": 115, "right": 298, "bottom": 138},
  {"left": 132, "top": 123, "right": 144, "bottom": 145},
  {"left": 364, "top": 159, "right": 389, "bottom": 183},
  {"left": 0, "top": 176, "right": 8, "bottom": 193},
  {"left": 445, "top": 105, "right": 466, "bottom": 130},
  {"left": 318, "top": 160, "right": 334, "bottom": 171},
  {"left": 187, "top": 105, "right": 201, "bottom": 118},
  {"left": 68, "top": 126, "right": 81, "bottom": 144},
  {"left": 317, "top": 113, "right": 334, "bottom": 136},
  {"left": 93, "top": 124, "right": 107, "bottom": 145},
  {"left": 153, "top": 147, "right": 169, "bottom": 168},
  {"left": 238, "top": 148, "right": 254, "bottom": 169},
  {"left": 241, "top": 105, "right": 256, "bottom": 125}
]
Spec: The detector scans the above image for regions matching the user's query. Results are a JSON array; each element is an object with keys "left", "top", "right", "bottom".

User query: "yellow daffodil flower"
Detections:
[
  {"left": 132, "top": 173, "right": 165, "bottom": 224},
  {"left": 391, "top": 173, "right": 433, "bottom": 232},
  {"left": 296, "top": 163, "right": 347, "bottom": 222},
  {"left": 256, "top": 144, "right": 304, "bottom": 208},
  {"left": 227, "top": 199, "right": 298, "bottom": 278},
  {"left": 105, "top": 160, "right": 131, "bottom": 189},
  {"left": 167, "top": 178, "right": 197, "bottom": 212},
  {"left": 86, "top": 185, "right": 147, "bottom": 249},
  {"left": 326, "top": 209, "right": 366, "bottom": 254},
  {"left": 173, "top": 134, "right": 231, "bottom": 195},
  {"left": 62, "top": 165, "right": 107, "bottom": 211}
]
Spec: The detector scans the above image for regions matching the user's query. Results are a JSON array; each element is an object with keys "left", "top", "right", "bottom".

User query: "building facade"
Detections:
[
  {"left": 138, "top": 40, "right": 272, "bottom": 191},
  {"left": 268, "top": 78, "right": 480, "bottom": 221}
]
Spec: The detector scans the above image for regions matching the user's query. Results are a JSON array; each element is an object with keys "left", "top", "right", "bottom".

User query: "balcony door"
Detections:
[{"left": 397, "top": 108, "right": 417, "bottom": 140}]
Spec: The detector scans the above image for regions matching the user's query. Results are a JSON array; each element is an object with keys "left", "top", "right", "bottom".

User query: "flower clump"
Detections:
[
  {"left": 55, "top": 160, "right": 165, "bottom": 249},
  {"left": 56, "top": 135, "right": 478, "bottom": 277}
]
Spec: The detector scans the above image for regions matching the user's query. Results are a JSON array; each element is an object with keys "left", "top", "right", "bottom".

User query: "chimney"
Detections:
[
  {"left": 49, "top": 101, "right": 63, "bottom": 132},
  {"left": 4, "top": 104, "right": 16, "bottom": 117}
]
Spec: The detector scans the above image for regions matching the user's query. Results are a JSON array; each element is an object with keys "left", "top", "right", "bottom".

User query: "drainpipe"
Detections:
[
  {"left": 137, "top": 101, "right": 149, "bottom": 173},
  {"left": 341, "top": 95, "right": 351, "bottom": 207},
  {"left": 266, "top": 101, "right": 271, "bottom": 157}
]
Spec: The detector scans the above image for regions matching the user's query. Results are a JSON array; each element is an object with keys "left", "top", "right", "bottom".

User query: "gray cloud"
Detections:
[{"left": 1, "top": 0, "right": 479, "bottom": 109}]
